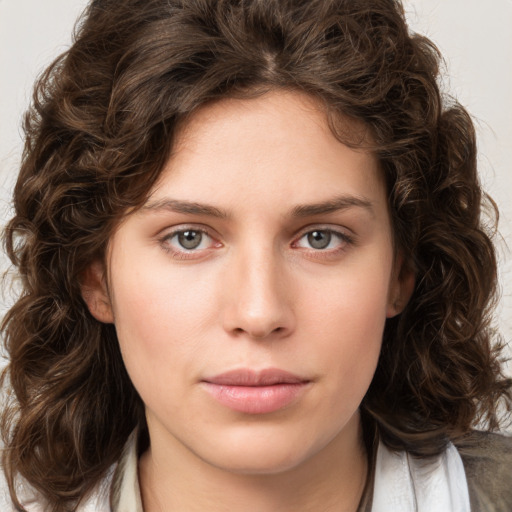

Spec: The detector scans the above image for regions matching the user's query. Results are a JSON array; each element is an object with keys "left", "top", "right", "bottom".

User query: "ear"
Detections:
[
  {"left": 386, "top": 253, "right": 415, "bottom": 318},
  {"left": 80, "top": 260, "right": 114, "bottom": 323}
]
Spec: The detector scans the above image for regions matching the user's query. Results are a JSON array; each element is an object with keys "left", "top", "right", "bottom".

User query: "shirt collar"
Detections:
[{"left": 110, "top": 430, "right": 144, "bottom": 512}]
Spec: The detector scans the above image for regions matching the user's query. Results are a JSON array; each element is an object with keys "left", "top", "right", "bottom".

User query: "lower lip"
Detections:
[{"left": 202, "top": 382, "right": 309, "bottom": 414}]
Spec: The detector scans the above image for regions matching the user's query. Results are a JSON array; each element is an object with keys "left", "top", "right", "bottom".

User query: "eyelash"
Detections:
[
  {"left": 159, "top": 227, "right": 220, "bottom": 260},
  {"left": 158, "top": 225, "right": 354, "bottom": 260},
  {"left": 292, "top": 227, "right": 354, "bottom": 259}
]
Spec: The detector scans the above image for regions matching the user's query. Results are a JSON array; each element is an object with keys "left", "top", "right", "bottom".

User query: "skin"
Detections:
[{"left": 83, "top": 90, "right": 414, "bottom": 512}]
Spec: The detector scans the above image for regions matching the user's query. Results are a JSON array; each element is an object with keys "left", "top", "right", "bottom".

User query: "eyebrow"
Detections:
[
  {"left": 141, "top": 194, "right": 374, "bottom": 219},
  {"left": 291, "top": 195, "right": 374, "bottom": 218},
  {"left": 141, "top": 198, "right": 229, "bottom": 219}
]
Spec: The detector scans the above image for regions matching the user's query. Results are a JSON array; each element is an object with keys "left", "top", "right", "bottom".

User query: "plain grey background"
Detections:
[{"left": 0, "top": 0, "right": 511, "bottom": 364}]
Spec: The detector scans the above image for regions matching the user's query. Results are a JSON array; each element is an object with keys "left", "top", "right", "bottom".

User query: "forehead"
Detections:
[
  {"left": 148, "top": 90, "right": 386, "bottom": 212},
  {"left": 174, "top": 90, "right": 372, "bottom": 158}
]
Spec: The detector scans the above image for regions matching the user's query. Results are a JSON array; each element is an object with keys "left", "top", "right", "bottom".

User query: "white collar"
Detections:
[{"left": 371, "top": 439, "right": 471, "bottom": 512}]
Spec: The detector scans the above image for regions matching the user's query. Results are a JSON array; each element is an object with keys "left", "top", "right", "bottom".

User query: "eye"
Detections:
[
  {"left": 160, "top": 227, "right": 221, "bottom": 258},
  {"left": 294, "top": 228, "right": 352, "bottom": 251}
]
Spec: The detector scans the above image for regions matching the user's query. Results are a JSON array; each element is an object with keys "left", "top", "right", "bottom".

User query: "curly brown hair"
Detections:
[{"left": 2, "top": 0, "right": 510, "bottom": 510}]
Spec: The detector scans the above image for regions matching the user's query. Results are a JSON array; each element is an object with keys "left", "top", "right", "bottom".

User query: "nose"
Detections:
[{"left": 222, "top": 245, "right": 295, "bottom": 340}]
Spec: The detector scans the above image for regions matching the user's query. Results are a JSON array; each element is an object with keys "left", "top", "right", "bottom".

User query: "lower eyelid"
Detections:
[{"left": 159, "top": 228, "right": 223, "bottom": 258}]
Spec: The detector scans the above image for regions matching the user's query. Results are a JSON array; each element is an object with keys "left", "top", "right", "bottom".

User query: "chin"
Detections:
[
  {"left": 208, "top": 450, "right": 310, "bottom": 476},
  {"left": 194, "top": 427, "right": 327, "bottom": 476}
]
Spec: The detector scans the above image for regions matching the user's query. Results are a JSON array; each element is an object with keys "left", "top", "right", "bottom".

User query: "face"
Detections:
[{"left": 85, "top": 90, "right": 412, "bottom": 475}]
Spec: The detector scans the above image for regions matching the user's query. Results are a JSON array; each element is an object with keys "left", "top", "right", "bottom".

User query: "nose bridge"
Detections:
[{"left": 223, "top": 238, "right": 293, "bottom": 339}]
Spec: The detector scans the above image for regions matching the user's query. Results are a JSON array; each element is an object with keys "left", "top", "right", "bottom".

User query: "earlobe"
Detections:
[
  {"left": 386, "top": 256, "right": 415, "bottom": 318},
  {"left": 80, "top": 260, "right": 114, "bottom": 324}
]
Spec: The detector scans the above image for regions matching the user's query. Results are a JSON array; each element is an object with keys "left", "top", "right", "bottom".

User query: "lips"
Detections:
[{"left": 201, "top": 368, "right": 311, "bottom": 414}]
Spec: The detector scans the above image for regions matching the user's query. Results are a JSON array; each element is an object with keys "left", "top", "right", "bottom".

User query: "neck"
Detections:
[{"left": 139, "top": 414, "right": 369, "bottom": 512}]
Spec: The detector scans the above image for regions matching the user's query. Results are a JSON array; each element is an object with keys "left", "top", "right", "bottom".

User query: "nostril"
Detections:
[{"left": 230, "top": 325, "right": 286, "bottom": 339}]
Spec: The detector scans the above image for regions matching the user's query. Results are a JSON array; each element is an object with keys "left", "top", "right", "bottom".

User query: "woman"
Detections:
[{"left": 1, "top": 0, "right": 511, "bottom": 510}]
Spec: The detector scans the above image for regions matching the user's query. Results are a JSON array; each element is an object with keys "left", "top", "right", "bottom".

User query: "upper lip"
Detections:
[{"left": 203, "top": 368, "right": 308, "bottom": 386}]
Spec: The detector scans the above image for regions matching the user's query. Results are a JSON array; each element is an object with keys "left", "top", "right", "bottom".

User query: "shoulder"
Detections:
[{"left": 455, "top": 430, "right": 512, "bottom": 512}]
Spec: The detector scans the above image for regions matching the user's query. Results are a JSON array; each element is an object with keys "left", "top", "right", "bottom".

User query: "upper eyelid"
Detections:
[
  {"left": 158, "top": 227, "right": 220, "bottom": 258},
  {"left": 159, "top": 224, "right": 218, "bottom": 239},
  {"left": 291, "top": 226, "right": 355, "bottom": 251},
  {"left": 158, "top": 226, "right": 220, "bottom": 253},
  {"left": 293, "top": 224, "right": 353, "bottom": 239}
]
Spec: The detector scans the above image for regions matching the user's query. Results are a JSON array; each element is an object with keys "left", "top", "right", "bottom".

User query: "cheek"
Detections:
[
  {"left": 304, "top": 258, "right": 392, "bottom": 397},
  {"left": 109, "top": 257, "right": 218, "bottom": 401},
  {"left": 112, "top": 246, "right": 215, "bottom": 334},
  {"left": 306, "top": 252, "right": 392, "bottom": 340},
  {"left": 318, "top": 294, "right": 385, "bottom": 381}
]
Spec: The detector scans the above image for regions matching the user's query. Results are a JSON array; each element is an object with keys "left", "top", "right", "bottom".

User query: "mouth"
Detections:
[{"left": 201, "top": 368, "right": 311, "bottom": 414}]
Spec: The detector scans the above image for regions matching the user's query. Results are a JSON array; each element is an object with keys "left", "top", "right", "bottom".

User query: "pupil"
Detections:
[
  {"left": 178, "top": 231, "right": 202, "bottom": 249},
  {"left": 308, "top": 231, "right": 331, "bottom": 249}
]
